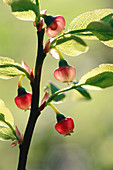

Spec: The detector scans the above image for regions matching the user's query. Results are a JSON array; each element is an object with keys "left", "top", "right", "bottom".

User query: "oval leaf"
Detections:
[
  {"left": 87, "top": 21, "right": 113, "bottom": 47},
  {"left": 79, "top": 64, "right": 113, "bottom": 88},
  {"left": 87, "top": 21, "right": 113, "bottom": 41},
  {"left": 3, "top": 0, "right": 39, "bottom": 21},
  {"left": 0, "top": 126, "right": 16, "bottom": 141},
  {"left": 73, "top": 86, "right": 91, "bottom": 100},
  {"left": 68, "top": 9, "right": 113, "bottom": 39},
  {"left": 0, "top": 57, "right": 30, "bottom": 79},
  {"left": 54, "top": 34, "right": 88, "bottom": 56}
]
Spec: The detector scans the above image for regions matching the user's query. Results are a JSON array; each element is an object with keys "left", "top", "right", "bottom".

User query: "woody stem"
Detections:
[{"left": 17, "top": 28, "right": 46, "bottom": 170}]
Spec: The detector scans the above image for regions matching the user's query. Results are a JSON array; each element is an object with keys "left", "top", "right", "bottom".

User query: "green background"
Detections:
[{"left": 0, "top": 0, "right": 113, "bottom": 169}]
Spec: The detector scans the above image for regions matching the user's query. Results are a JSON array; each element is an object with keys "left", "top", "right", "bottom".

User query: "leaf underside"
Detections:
[{"left": 79, "top": 64, "right": 113, "bottom": 88}]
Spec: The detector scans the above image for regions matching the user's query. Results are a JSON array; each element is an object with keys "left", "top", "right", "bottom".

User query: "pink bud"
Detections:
[
  {"left": 11, "top": 126, "right": 23, "bottom": 147},
  {"left": 30, "top": 68, "right": 34, "bottom": 82},
  {"left": 44, "top": 39, "right": 51, "bottom": 53},
  {"left": 44, "top": 38, "right": 59, "bottom": 59},
  {"left": 40, "top": 9, "right": 47, "bottom": 15},
  {"left": 55, "top": 117, "right": 74, "bottom": 135},
  {"left": 11, "top": 141, "right": 17, "bottom": 148},
  {"left": 36, "top": 19, "right": 44, "bottom": 31},
  {"left": 15, "top": 126, "right": 22, "bottom": 139},
  {"left": 39, "top": 91, "right": 49, "bottom": 111},
  {"left": 54, "top": 66, "right": 76, "bottom": 82},
  {"left": 15, "top": 87, "right": 32, "bottom": 110},
  {"left": 46, "top": 15, "right": 65, "bottom": 37},
  {"left": 22, "top": 60, "right": 31, "bottom": 74},
  {"left": 49, "top": 48, "right": 59, "bottom": 59},
  {"left": 40, "top": 91, "right": 49, "bottom": 105}
]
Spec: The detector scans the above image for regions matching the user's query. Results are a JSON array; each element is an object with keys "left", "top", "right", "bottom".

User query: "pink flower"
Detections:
[
  {"left": 15, "top": 87, "right": 32, "bottom": 110},
  {"left": 54, "top": 66, "right": 76, "bottom": 82},
  {"left": 45, "top": 15, "right": 65, "bottom": 37},
  {"left": 55, "top": 117, "right": 74, "bottom": 135}
]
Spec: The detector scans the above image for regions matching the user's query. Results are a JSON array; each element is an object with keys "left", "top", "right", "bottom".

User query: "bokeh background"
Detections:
[{"left": 0, "top": 0, "right": 113, "bottom": 169}]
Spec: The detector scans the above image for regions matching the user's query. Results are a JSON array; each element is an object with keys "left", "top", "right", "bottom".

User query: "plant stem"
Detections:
[
  {"left": 46, "top": 83, "right": 85, "bottom": 105},
  {"left": 17, "top": 28, "right": 46, "bottom": 170},
  {"left": 54, "top": 47, "right": 64, "bottom": 60},
  {"left": 49, "top": 103, "right": 60, "bottom": 114}
]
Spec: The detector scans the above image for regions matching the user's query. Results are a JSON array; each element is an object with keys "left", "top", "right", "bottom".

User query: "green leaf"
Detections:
[
  {"left": 0, "top": 99, "right": 14, "bottom": 126},
  {"left": 0, "top": 57, "right": 30, "bottom": 79},
  {"left": 75, "top": 87, "right": 91, "bottom": 99},
  {"left": 3, "top": 0, "right": 39, "bottom": 21},
  {"left": 0, "top": 126, "right": 16, "bottom": 141},
  {"left": 100, "top": 14, "right": 113, "bottom": 47},
  {"left": 101, "top": 13, "right": 113, "bottom": 23},
  {"left": 44, "top": 82, "right": 66, "bottom": 103},
  {"left": 79, "top": 64, "right": 113, "bottom": 88},
  {"left": 68, "top": 9, "right": 113, "bottom": 39},
  {"left": 0, "top": 100, "right": 16, "bottom": 141},
  {"left": 87, "top": 21, "right": 113, "bottom": 41},
  {"left": 73, "top": 82, "right": 91, "bottom": 99},
  {"left": 53, "top": 34, "right": 88, "bottom": 56}
]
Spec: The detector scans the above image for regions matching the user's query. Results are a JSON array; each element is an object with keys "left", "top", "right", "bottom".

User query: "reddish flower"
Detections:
[
  {"left": 44, "top": 15, "right": 65, "bottom": 37},
  {"left": 55, "top": 116, "right": 74, "bottom": 135},
  {"left": 15, "top": 87, "right": 32, "bottom": 110},
  {"left": 54, "top": 66, "right": 76, "bottom": 82}
]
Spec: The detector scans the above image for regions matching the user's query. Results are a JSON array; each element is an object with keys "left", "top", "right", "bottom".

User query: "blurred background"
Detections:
[{"left": 0, "top": 0, "right": 113, "bottom": 169}]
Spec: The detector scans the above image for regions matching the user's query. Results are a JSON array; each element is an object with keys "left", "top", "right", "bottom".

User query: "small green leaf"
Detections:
[
  {"left": 79, "top": 64, "right": 113, "bottom": 88},
  {"left": 0, "top": 126, "right": 16, "bottom": 141},
  {"left": 0, "top": 57, "right": 30, "bottom": 79},
  {"left": 53, "top": 34, "right": 88, "bottom": 56},
  {"left": 68, "top": 9, "right": 113, "bottom": 39},
  {"left": 0, "top": 100, "right": 16, "bottom": 141},
  {"left": 3, "top": 0, "right": 39, "bottom": 21},
  {"left": 87, "top": 21, "right": 113, "bottom": 41},
  {"left": 73, "top": 82, "right": 91, "bottom": 99},
  {"left": 75, "top": 87, "right": 91, "bottom": 99},
  {"left": 0, "top": 99, "right": 14, "bottom": 126},
  {"left": 44, "top": 82, "right": 66, "bottom": 103}
]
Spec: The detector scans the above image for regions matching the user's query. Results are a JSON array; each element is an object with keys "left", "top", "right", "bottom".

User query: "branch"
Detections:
[
  {"left": 46, "top": 83, "right": 85, "bottom": 105},
  {"left": 17, "top": 28, "right": 46, "bottom": 170}
]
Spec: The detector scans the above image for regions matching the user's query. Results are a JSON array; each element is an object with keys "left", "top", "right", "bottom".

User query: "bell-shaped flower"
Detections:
[
  {"left": 15, "top": 87, "right": 32, "bottom": 110},
  {"left": 44, "top": 15, "right": 65, "bottom": 37},
  {"left": 54, "top": 59, "right": 76, "bottom": 82},
  {"left": 55, "top": 113, "right": 74, "bottom": 135}
]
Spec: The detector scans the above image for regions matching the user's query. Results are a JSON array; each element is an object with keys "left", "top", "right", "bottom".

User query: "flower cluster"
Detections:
[
  {"left": 33, "top": 12, "right": 76, "bottom": 136},
  {"left": 14, "top": 12, "right": 75, "bottom": 138}
]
